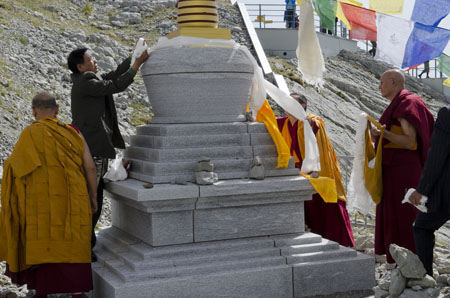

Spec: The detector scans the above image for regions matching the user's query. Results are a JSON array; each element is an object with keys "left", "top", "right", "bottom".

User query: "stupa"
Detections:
[{"left": 91, "top": 1, "right": 375, "bottom": 297}]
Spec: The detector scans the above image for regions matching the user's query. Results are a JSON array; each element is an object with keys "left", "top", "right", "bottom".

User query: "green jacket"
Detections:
[{"left": 70, "top": 57, "right": 136, "bottom": 158}]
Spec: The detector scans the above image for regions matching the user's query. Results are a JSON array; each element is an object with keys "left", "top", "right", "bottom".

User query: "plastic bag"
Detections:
[{"left": 103, "top": 157, "right": 128, "bottom": 182}]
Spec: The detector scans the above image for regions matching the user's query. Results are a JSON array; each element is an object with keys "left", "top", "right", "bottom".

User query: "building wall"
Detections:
[{"left": 255, "top": 28, "right": 358, "bottom": 59}]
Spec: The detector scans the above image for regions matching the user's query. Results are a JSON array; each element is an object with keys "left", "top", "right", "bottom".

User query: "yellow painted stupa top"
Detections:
[{"left": 168, "top": 0, "right": 231, "bottom": 39}]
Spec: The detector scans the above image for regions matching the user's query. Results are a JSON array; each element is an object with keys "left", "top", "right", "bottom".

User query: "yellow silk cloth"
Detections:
[
  {"left": 364, "top": 115, "right": 383, "bottom": 204},
  {"left": 255, "top": 100, "right": 291, "bottom": 168},
  {"left": 0, "top": 117, "right": 92, "bottom": 272},
  {"left": 280, "top": 114, "right": 346, "bottom": 203}
]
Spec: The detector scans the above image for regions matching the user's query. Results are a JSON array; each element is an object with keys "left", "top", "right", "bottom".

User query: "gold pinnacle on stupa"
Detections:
[{"left": 167, "top": 0, "right": 231, "bottom": 39}]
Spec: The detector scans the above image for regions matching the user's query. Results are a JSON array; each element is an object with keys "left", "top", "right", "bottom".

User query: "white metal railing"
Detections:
[{"left": 245, "top": 3, "right": 350, "bottom": 38}]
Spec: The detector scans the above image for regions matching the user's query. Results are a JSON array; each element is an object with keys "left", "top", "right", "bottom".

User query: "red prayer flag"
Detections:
[
  {"left": 404, "top": 63, "right": 421, "bottom": 71},
  {"left": 340, "top": 2, "right": 377, "bottom": 41}
]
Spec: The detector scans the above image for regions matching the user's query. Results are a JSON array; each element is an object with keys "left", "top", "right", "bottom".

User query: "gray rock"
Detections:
[
  {"left": 389, "top": 268, "right": 406, "bottom": 298},
  {"left": 390, "top": 244, "right": 427, "bottom": 279},
  {"left": 195, "top": 161, "right": 214, "bottom": 172},
  {"left": 398, "top": 288, "right": 440, "bottom": 298},
  {"left": 231, "top": 26, "right": 242, "bottom": 33},
  {"left": 436, "top": 274, "right": 450, "bottom": 285},
  {"left": 111, "top": 20, "right": 126, "bottom": 28},
  {"left": 44, "top": 5, "right": 58, "bottom": 12},
  {"left": 250, "top": 156, "right": 263, "bottom": 167},
  {"left": 373, "top": 285, "right": 389, "bottom": 298},
  {"left": 69, "top": 29, "right": 86, "bottom": 42},
  {"left": 249, "top": 165, "right": 265, "bottom": 180},
  {"left": 195, "top": 171, "right": 218, "bottom": 185},
  {"left": 354, "top": 235, "right": 374, "bottom": 251},
  {"left": 119, "top": 12, "right": 142, "bottom": 24},
  {"left": 407, "top": 274, "right": 437, "bottom": 288},
  {"left": 159, "top": 20, "right": 173, "bottom": 29}
]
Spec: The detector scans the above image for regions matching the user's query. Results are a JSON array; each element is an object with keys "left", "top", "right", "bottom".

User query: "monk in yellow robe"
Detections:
[
  {"left": 0, "top": 92, "right": 97, "bottom": 298},
  {"left": 277, "top": 93, "right": 354, "bottom": 247}
]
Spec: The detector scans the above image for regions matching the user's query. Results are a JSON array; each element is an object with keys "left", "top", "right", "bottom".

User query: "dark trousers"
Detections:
[
  {"left": 91, "top": 157, "right": 109, "bottom": 249},
  {"left": 413, "top": 209, "right": 450, "bottom": 276}
]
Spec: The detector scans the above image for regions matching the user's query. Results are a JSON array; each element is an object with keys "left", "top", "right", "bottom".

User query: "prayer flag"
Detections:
[
  {"left": 340, "top": 3, "right": 376, "bottom": 41},
  {"left": 336, "top": 0, "right": 363, "bottom": 30},
  {"left": 375, "top": 13, "right": 450, "bottom": 68},
  {"left": 438, "top": 53, "right": 450, "bottom": 77},
  {"left": 312, "top": 0, "right": 338, "bottom": 34},
  {"left": 369, "top": 0, "right": 403, "bottom": 15},
  {"left": 437, "top": 54, "right": 450, "bottom": 86},
  {"left": 297, "top": 0, "right": 325, "bottom": 87},
  {"left": 444, "top": 78, "right": 450, "bottom": 87},
  {"left": 411, "top": 0, "right": 450, "bottom": 27}
]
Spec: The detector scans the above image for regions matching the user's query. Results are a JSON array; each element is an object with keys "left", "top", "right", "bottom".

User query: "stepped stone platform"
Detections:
[
  {"left": 91, "top": 120, "right": 375, "bottom": 297},
  {"left": 92, "top": 227, "right": 374, "bottom": 298}
]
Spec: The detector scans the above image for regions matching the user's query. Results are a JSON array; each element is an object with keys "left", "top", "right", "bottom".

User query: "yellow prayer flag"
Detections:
[
  {"left": 369, "top": 0, "right": 403, "bottom": 14},
  {"left": 336, "top": 0, "right": 363, "bottom": 30},
  {"left": 443, "top": 77, "right": 450, "bottom": 87},
  {"left": 296, "top": 0, "right": 303, "bottom": 7}
]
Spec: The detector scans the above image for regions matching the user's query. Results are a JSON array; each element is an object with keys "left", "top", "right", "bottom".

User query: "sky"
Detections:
[{"left": 240, "top": 0, "right": 450, "bottom": 55}]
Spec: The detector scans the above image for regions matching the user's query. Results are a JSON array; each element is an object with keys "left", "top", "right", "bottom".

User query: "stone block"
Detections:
[
  {"left": 247, "top": 122, "right": 269, "bottom": 133},
  {"left": 199, "top": 176, "right": 314, "bottom": 198},
  {"left": 194, "top": 201, "right": 304, "bottom": 241},
  {"left": 141, "top": 47, "right": 254, "bottom": 75},
  {"left": 112, "top": 200, "right": 193, "bottom": 246},
  {"left": 93, "top": 265, "right": 293, "bottom": 298},
  {"left": 143, "top": 72, "right": 252, "bottom": 123},
  {"left": 292, "top": 253, "right": 376, "bottom": 297},
  {"left": 130, "top": 133, "right": 250, "bottom": 149},
  {"left": 250, "top": 132, "right": 275, "bottom": 145},
  {"left": 270, "top": 233, "right": 323, "bottom": 246},
  {"left": 136, "top": 122, "right": 249, "bottom": 136},
  {"left": 280, "top": 239, "right": 340, "bottom": 256},
  {"left": 104, "top": 179, "right": 199, "bottom": 202}
]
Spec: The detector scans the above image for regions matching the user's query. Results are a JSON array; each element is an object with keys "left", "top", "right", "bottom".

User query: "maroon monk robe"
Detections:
[
  {"left": 375, "top": 89, "right": 434, "bottom": 264},
  {"left": 277, "top": 117, "right": 355, "bottom": 247}
]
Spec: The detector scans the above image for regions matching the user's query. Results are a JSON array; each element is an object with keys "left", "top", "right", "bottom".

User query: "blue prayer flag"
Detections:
[
  {"left": 403, "top": 22, "right": 450, "bottom": 68},
  {"left": 411, "top": 0, "right": 450, "bottom": 26}
]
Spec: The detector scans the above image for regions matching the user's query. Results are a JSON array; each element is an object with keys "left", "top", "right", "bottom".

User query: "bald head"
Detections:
[
  {"left": 379, "top": 69, "right": 405, "bottom": 101},
  {"left": 32, "top": 92, "right": 59, "bottom": 120}
]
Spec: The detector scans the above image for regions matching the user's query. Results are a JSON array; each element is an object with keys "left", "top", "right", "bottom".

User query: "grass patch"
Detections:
[
  {"left": 12, "top": 32, "right": 27, "bottom": 45},
  {"left": 81, "top": 3, "right": 94, "bottom": 16},
  {"left": 130, "top": 102, "right": 152, "bottom": 126}
]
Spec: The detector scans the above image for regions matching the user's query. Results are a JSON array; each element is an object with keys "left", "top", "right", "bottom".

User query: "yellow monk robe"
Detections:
[
  {"left": 0, "top": 117, "right": 92, "bottom": 273},
  {"left": 280, "top": 115, "right": 344, "bottom": 203}
]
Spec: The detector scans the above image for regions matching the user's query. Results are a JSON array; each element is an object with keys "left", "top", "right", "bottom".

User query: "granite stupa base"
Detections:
[{"left": 90, "top": 177, "right": 375, "bottom": 298}]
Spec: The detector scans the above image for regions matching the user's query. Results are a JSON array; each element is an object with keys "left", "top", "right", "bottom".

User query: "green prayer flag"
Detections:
[
  {"left": 312, "top": 0, "right": 338, "bottom": 34},
  {"left": 438, "top": 53, "right": 450, "bottom": 77}
]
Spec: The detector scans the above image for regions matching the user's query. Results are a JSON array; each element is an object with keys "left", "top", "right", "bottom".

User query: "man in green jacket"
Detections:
[{"left": 67, "top": 47, "right": 148, "bottom": 261}]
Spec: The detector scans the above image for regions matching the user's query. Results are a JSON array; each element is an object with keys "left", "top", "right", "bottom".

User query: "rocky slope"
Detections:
[{"left": 0, "top": 0, "right": 252, "bottom": 161}]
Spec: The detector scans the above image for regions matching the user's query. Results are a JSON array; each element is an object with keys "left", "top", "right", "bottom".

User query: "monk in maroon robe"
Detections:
[
  {"left": 277, "top": 93, "right": 354, "bottom": 247},
  {"left": 372, "top": 69, "right": 434, "bottom": 264}
]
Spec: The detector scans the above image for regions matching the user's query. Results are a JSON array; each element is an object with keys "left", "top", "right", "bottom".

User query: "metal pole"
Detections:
[{"left": 259, "top": 4, "right": 262, "bottom": 29}]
